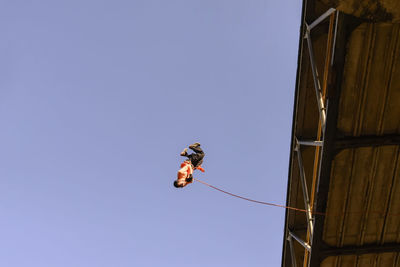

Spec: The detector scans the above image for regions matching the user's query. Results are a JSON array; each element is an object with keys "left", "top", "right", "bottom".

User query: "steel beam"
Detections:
[
  {"left": 335, "top": 134, "right": 400, "bottom": 151},
  {"left": 289, "top": 231, "right": 311, "bottom": 251},
  {"left": 297, "top": 140, "right": 323, "bottom": 147},
  {"left": 330, "top": 11, "right": 339, "bottom": 65},
  {"left": 305, "top": 30, "right": 327, "bottom": 129},
  {"left": 287, "top": 235, "right": 298, "bottom": 267},
  {"left": 294, "top": 141, "right": 314, "bottom": 235},
  {"left": 307, "top": 8, "right": 336, "bottom": 31},
  {"left": 320, "top": 243, "right": 400, "bottom": 258}
]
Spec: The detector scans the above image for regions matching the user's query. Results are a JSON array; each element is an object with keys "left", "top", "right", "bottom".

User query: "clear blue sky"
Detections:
[{"left": 1, "top": 1, "right": 301, "bottom": 266}]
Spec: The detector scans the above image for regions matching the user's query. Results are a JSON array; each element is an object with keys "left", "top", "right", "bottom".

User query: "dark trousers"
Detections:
[{"left": 184, "top": 146, "right": 204, "bottom": 167}]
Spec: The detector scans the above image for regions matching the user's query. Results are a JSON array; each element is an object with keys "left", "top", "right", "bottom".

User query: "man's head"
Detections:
[{"left": 173, "top": 180, "right": 183, "bottom": 188}]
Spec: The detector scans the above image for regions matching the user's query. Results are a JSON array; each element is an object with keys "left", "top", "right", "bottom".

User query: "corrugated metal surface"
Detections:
[
  {"left": 337, "top": 23, "right": 400, "bottom": 136},
  {"left": 321, "top": 22, "right": 400, "bottom": 266},
  {"left": 324, "top": 146, "right": 400, "bottom": 246}
]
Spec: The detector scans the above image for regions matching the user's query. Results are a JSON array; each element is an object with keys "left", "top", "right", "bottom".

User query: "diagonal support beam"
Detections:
[
  {"left": 289, "top": 231, "right": 311, "bottom": 251},
  {"left": 305, "top": 30, "right": 327, "bottom": 130},
  {"left": 307, "top": 8, "right": 336, "bottom": 31},
  {"left": 294, "top": 139, "right": 314, "bottom": 235}
]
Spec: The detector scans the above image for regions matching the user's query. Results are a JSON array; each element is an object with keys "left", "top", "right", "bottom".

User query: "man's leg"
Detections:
[
  {"left": 181, "top": 143, "right": 203, "bottom": 156},
  {"left": 189, "top": 142, "right": 201, "bottom": 150},
  {"left": 188, "top": 143, "right": 204, "bottom": 155},
  {"left": 180, "top": 148, "right": 188, "bottom": 156},
  {"left": 187, "top": 144, "right": 204, "bottom": 167}
]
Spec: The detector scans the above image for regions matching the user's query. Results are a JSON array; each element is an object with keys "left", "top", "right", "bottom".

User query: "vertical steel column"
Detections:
[
  {"left": 305, "top": 29, "right": 327, "bottom": 130},
  {"left": 294, "top": 140, "right": 314, "bottom": 235},
  {"left": 287, "top": 235, "right": 298, "bottom": 267}
]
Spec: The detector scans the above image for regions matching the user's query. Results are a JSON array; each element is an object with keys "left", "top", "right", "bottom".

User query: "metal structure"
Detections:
[
  {"left": 285, "top": 7, "right": 338, "bottom": 267},
  {"left": 282, "top": 1, "right": 400, "bottom": 266}
]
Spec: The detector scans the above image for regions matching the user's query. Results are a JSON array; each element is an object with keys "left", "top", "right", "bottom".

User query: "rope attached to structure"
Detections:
[{"left": 194, "top": 178, "right": 325, "bottom": 216}]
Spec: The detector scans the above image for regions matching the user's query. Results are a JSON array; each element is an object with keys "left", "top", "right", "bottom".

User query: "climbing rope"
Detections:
[{"left": 194, "top": 178, "right": 325, "bottom": 216}]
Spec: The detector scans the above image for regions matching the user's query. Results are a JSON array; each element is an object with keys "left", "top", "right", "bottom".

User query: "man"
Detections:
[{"left": 173, "top": 143, "right": 205, "bottom": 188}]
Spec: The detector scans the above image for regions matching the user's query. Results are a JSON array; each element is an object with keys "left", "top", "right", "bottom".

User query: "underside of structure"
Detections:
[{"left": 282, "top": 0, "right": 400, "bottom": 266}]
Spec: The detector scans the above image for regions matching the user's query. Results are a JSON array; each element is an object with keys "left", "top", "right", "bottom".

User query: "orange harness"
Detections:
[
  {"left": 180, "top": 161, "right": 205, "bottom": 175},
  {"left": 196, "top": 165, "right": 205, "bottom": 172}
]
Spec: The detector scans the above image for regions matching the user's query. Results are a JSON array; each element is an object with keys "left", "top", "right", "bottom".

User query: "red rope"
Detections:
[{"left": 194, "top": 178, "right": 325, "bottom": 216}]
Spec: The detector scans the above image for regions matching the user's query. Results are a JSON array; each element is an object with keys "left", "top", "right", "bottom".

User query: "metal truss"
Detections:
[{"left": 286, "top": 8, "right": 338, "bottom": 267}]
